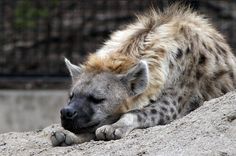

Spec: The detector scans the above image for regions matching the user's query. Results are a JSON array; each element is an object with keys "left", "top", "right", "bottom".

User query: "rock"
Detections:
[{"left": 0, "top": 91, "right": 236, "bottom": 156}]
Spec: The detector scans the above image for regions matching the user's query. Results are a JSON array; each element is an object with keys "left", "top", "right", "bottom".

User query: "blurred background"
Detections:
[{"left": 0, "top": 0, "right": 235, "bottom": 133}]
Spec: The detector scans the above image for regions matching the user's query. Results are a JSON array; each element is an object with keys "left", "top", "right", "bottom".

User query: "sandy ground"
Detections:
[{"left": 0, "top": 91, "right": 236, "bottom": 156}]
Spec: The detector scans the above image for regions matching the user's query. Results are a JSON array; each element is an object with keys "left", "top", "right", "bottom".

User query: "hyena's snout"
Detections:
[
  {"left": 60, "top": 104, "right": 92, "bottom": 123},
  {"left": 60, "top": 100, "right": 96, "bottom": 133},
  {"left": 60, "top": 106, "right": 77, "bottom": 120}
]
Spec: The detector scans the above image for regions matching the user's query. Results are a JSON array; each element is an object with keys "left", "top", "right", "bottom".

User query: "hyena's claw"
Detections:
[
  {"left": 50, "top": 130, "right": 75, "bottom": 146},
  {"left": 95, "top": 125, "right": 124, "bottom": 141}
]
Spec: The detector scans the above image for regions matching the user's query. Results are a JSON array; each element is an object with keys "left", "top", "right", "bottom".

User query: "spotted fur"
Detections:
[{"left": 50, "top": 4, "right": 236, "bottom": 146}]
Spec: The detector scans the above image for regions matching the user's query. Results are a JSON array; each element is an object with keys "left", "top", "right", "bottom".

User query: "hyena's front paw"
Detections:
[
  {"left": 95, "top": 125, "right": 128, "bottom": 140},
  {"left": 50, "top": 130, "right": 76, "bottom": 146}
]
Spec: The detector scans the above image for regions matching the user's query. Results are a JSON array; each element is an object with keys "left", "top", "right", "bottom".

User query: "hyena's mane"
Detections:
[
  {"left": 82, "top": 4, "right": 228, "bottom": 110},
  {"left": 84, "top": 53, "right": 138, "bottom": 74}
]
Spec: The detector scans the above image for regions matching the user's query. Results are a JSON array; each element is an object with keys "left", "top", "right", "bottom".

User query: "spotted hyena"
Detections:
[{"left": 50, "top": 4, "right": 236, "bottom": 146}]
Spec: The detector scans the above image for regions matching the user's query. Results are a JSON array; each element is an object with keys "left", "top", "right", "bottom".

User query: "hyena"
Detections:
[{"left": 50, "top": 4, "right": 236, "bottom": 146}]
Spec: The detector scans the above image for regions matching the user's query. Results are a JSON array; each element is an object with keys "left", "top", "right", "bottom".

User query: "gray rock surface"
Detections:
[
  {"left": 0, "top": 90, "right": 67, "bottom": 133},
  {"left": 0, "top": 91, "right": 236, "bottom": 156}
]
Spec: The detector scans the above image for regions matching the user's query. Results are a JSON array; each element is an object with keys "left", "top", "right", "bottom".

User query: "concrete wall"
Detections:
[{"left": 0, "top": 90, "right": 68, "bottom": 133}]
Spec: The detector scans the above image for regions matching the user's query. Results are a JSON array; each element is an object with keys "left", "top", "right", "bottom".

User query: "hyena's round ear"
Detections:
[
  {"left": 64, "top": 57, "right": 81, "bottom": 81},
  {"left": 119, "top": 60, "right": 149, "bottom": 96}
]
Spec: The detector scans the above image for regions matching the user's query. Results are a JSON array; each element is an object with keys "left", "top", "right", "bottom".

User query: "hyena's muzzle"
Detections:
[{"left": 60, "top": 96, "right": 98, "bottom": 134}]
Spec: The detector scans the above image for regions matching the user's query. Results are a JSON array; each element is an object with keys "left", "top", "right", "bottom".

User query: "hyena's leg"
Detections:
[
  {"left": 50, "top": 115, "right": 120, "bottom": 146},
  {"left": 50, "top": 129, "right": 95, "bottom": 146},
  {"left": 96, "top": 94, "right": 179, "bottom": 140}
]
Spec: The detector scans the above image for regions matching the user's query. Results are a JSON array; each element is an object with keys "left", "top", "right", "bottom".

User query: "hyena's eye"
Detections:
[{"left": 88, "top": 95, "right": 105, "bottom": 104}]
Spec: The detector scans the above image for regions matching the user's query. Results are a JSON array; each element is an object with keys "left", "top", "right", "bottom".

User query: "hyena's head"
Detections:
[{"left": 60, "top": 58, "right": 148, "bottom": 134}]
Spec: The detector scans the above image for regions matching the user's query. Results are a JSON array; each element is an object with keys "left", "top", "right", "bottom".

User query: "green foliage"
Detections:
[
  {"left": 51, "top": 0, "right": 60, "bottom": 6},
  {"left": 14, "top": 0, "right": 59, "bottom": 29}
]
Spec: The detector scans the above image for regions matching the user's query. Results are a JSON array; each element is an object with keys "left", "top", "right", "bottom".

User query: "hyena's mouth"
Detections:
[
  {"left": 76, "top": 122, "right": 100, "bottom": 133},
  {"left": 61, "top": 119, "right": 100, "bottom": 134}
]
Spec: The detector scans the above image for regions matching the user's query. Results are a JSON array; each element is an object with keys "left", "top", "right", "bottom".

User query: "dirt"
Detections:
[{"left": 0, "top": 91, "right": 236, "bottom": 156}]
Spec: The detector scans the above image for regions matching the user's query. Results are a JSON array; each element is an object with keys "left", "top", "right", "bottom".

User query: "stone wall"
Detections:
[{"left": 0, "top": 90, "right": 67, "bottom": 133}]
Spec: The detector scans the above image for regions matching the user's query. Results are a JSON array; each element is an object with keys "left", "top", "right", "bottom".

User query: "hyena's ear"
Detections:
[
  {"left": 120, "top": 60, "right": 149, "bottom": 96},
  {"left": 64, "top": 58, "right": 81, "bottom": 81}
]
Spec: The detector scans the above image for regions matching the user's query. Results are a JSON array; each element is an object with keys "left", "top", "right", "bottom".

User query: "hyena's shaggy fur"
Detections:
[
  {"left": 85, "top": 6, "right": 236, "bottom": 122},
  {"left": 51, "top": 5, "right": 236, "bottom": 146}
]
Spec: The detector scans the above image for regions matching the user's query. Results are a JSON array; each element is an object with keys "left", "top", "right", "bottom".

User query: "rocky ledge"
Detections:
[{"left": 0, "top": 91, "right": 236, "bottom": 156}]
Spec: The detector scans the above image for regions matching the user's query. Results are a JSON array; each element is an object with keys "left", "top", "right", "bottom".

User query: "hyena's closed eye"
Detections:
[{"left": 87, "top": 95, "right": 105, "bottom": 105}]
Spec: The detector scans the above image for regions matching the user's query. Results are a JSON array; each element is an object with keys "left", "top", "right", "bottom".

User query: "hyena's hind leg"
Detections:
[{"left": 96, "top": 92, "right": 180, "bottom": 140}]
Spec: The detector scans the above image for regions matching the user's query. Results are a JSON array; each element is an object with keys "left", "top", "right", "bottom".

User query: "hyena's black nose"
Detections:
[{"left": 60, "top": 107, "right": 77, "bottom": 119}]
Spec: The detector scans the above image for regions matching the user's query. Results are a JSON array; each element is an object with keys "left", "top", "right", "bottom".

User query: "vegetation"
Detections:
[{"left": 14, "top": 0, "right": 59, "bottom": 29}]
